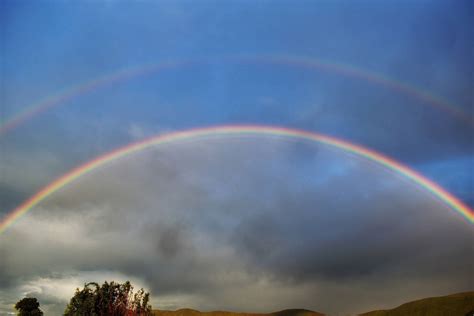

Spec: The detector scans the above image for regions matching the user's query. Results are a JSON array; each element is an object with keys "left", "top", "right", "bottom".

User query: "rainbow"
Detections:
[
  {"left": 1, "top": 125, "right": 472, "bottom": 235},
  {"left": 252, "top": 55, "right": 472, "bottom": 125},
  {"left": 0, "top": 60, "right": 192, "bottom": 134},
  {"left": 1, "top": 55, "right": 472, "bottom": 135}
]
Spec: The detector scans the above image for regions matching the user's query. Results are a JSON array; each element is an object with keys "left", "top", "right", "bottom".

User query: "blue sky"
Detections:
[{"left": 1, "top": 0, "right": 473, "bottom": 315}]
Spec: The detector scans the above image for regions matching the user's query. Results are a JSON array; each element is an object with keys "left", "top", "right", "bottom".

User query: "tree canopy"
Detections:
[
  {"left": 15, "top": 297, "right": 44, "bottom": 316},
  {"left": 64, "top": 280, "right": 152, "bottom": 316}
]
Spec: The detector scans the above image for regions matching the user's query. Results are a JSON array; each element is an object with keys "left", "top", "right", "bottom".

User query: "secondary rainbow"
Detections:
[
  {"left": 1, "top": 55, "right": 472, "bottom": 135},
  {"left": 0, "top": 125, "right": 472, "bottom": 235}
]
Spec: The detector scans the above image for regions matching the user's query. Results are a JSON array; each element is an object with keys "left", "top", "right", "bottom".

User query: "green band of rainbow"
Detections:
[
  {"left": 1, "top": 55, "right": 472, "bottom": 135},
  {"left": 0, "top": 125, "right": 472, "bottom": 235}
]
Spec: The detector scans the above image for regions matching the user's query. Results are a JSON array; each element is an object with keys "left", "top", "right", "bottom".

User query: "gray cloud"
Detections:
[{"left": 1, "top": 137, "right": 472, "bottom": 315}]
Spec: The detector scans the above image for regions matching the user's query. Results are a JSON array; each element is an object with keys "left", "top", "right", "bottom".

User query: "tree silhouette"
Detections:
[
  {"left": 14, "top": 297, "right": 43, "bottom": 316},
  {"left": 64, "top": 280, "right": 152, "bottom": 316}
]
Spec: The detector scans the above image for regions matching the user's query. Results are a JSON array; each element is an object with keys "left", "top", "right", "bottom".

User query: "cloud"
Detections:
[{"left": 1, "top": 137, "right": 472, "bottom": 315}]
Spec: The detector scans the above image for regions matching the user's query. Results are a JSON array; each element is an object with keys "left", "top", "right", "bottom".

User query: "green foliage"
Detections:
[
  {"left": 64, "top": 280, "right": 152, "bottom": 316},
  {"left": 14, "top": 297, "right": 43, "bottom": 316}
]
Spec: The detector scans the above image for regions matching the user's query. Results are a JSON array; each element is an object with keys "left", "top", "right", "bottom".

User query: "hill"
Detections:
[
  {"left": 359, "top": 291, "right": 474, "bottom": 316},
  {"left": 153, "top": 308, "right": 325, "bottom": 316},
  {"left": 153, "top": 292, "right": 474, "bottom": 316}
]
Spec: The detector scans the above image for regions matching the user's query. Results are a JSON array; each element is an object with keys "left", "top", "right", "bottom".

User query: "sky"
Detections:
[{"left": 0, "top": 0, "right": 473, "bottom": 315}]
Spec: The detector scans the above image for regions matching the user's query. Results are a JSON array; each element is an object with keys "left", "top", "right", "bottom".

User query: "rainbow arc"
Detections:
[{"left": 0, "top": 125, "right": 472, "bottom": 235}]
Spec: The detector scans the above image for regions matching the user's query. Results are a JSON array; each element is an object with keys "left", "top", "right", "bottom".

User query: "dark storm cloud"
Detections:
[
  {"left": 1, "top": 137, "right": 472, "bottom": 315},
  {"left": 0, "top": 184, "right": 27, "bottom": 215},
  {"left": 156, "top": 222, "right": 189, "bottom": 258},
  {"left": 228, "top": 164, "right": 473, "bottom": 282}
]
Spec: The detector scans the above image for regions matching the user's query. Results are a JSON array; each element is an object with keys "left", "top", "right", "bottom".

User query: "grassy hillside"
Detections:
[
  {"left": 359, "top": 291, "right": 474, "bottom": 316},
  {"left": 153, "top": 308, "right": 325, "bottom": 316},
  {"left": 153, "top": 292, "right": 474, "bottom": 316}
]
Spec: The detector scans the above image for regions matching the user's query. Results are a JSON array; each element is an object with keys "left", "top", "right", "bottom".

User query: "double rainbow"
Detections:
[{"left": 1, "top": 125, "right": 472, "bottom": 235}]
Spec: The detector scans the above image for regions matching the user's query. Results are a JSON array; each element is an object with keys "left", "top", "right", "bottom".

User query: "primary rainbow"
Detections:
[
  {"left": 1, "top": 55, "right": 472, "bottom": 135},
  {"left": 0, "top": 125, "right": 472, "bottom": 235}
]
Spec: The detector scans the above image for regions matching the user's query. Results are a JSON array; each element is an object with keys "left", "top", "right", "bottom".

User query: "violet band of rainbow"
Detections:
[
  {"left": 1, "top": 55, "right": 472, "bottom": 136},
  {"left": 0, "top": 125, "right": 472, "bottom": 235}
]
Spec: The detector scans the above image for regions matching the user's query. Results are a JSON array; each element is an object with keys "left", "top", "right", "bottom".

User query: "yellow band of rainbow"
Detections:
[{"left": 1, "top": 125, "right": 472, "bottom": 235}]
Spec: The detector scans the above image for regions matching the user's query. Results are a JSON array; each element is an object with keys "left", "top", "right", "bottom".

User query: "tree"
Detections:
[
  {"left": 14, "top": 297, "right": 43, "bottom": 316},
  {"left": 64, "top": 280, "right": 152, "bottom": 316}
]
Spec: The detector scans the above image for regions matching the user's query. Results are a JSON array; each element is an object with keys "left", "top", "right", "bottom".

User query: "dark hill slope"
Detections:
[
  {"left": 152, "top": 292, "right": 474, "bottom": 316},
  {"left": 153, "top": 308, "right": 325, "bottom": 316},
  {"left": 359, "top": 291, "right": 474, "bottom": 316}
]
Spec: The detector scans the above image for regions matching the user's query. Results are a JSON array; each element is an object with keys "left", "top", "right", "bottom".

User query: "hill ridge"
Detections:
[
  {"left": 153, "top": 292, "right": 474, "bottom": 316},
  {"left": 359, "top": 291, "right": 474, "bottom": 316},
  {"left": 153, "top": 308, "right": 325, "bottom": 316}
]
